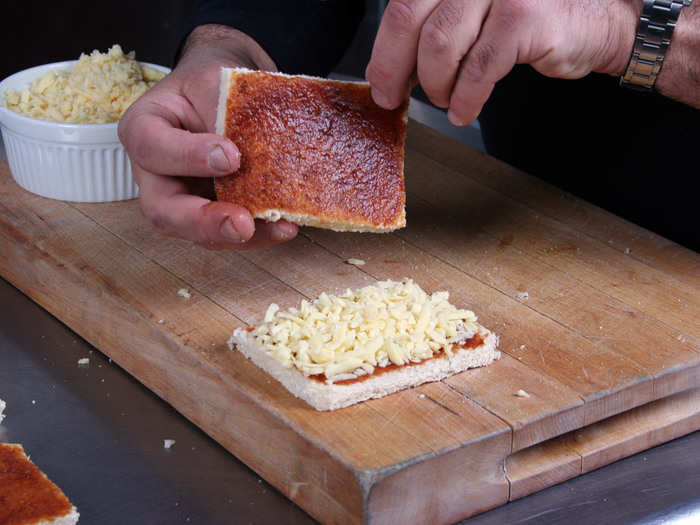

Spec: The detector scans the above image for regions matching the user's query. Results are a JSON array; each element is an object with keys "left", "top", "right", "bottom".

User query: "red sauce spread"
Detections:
[
  {"left": 0, "top": 444, "right": 73, "bottom": 525},
  {"left": 309, "top": 332, "right": 485, "bottom": 385},
  {"left": 215, "top": 71, "right": 408, "bottom": 229}
]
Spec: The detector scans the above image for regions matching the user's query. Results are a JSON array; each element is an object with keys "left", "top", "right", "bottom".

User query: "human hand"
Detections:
[
  {"left": 118, "top": 24, "right": 298, "bottom": 250},
  {"left": 366, "top": 0, "right": 640, "bottom": 124}
]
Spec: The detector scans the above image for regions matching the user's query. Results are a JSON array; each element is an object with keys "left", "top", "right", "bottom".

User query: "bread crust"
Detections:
[
  {"left": 229, "top": 326, "right": 500, "bottom": 411},
  {"left": 215, "top": 67, "right": 408, "bottom": 232}
]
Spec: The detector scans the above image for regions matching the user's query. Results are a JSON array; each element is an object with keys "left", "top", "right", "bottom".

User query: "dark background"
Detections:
[
  {"left": 0, "top": 0, "right": 380, "bottom": 82},
  {"left": 1, "top": 1, "right": 196, "bottom": 78}
]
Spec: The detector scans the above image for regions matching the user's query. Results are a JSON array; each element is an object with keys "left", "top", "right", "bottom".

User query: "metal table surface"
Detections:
[{"left": 1, "top": 102, "right": 699, "bottom": 525}]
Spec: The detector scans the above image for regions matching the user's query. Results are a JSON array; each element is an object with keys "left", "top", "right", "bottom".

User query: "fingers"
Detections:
[
  {"left": 119, "top": 99, "right": 240, "bottom": 178},
  {"left": 366, "top": 0, "right": 442, "bottom": 109},
  {"left": 416, "top": 0, "right": 490, "bottom": 108},
  {"left": 447, "top": 6, "right": 521, "bottom": 126},
  {"left": 135, "top": 168, "right": 298, "bottom": 250},
  {"left": 235, "top": 220, "right": 299, "bottom": 251}
]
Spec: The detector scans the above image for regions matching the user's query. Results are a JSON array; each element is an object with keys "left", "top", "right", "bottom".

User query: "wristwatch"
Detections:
[{"left": 620, "top": 0, "right": 692, "bottom": 91}]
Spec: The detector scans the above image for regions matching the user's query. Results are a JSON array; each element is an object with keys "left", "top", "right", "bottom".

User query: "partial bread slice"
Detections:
[
  {"left": 0, "top": 443, "right": 80, "bottom": 524},
  {"left": 215, "top": 67, "right": 409, "bottom": 232},
  {"left": 229, "top": 326, "right": 500, "bottom": 411}
]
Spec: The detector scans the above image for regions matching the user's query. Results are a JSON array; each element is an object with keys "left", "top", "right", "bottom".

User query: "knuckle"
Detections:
[
  {"left": 384, "top": 0, "right": 420, "bottom": 35},
  {"left": 365, "top": 60, "right": 394, "bottom": 88},
  {"left": 139, "top": 199, "right": 169, "bottom": 235},
  {"left": 421, "top": 21, "right": 453, "bottom": 56},
  {"left": 494, "top": 0, "right": 535, "bottom": 30},
  {"left": 463, "top": 43, "right": 497, "bottom": 82}
]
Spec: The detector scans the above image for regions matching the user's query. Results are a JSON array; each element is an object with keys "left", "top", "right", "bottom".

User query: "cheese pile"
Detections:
[
  {"left": 4, "top": 44, "right": 165, "bottom": 123},
  {"left": 238, "top": 279, "right": 479, "bottom": 382}
]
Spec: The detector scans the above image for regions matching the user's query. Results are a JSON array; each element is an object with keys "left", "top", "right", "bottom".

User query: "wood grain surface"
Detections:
[{"left": 1, "top": 120, "right": 698, "bottom": 524}]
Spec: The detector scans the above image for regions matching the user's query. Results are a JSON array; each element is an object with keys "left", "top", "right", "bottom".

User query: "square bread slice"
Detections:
[
  {"left": 231, "top": 325, "right": 499, "bottom": 411},
  {"left": 227, "top": 279, "right": 500, "bottom": 411},
  {"left": 0, "top": 443, "right": 79, "bottom": 524},
  {"left": 215, "top": 67, "right": 409, "bottom": 232}
]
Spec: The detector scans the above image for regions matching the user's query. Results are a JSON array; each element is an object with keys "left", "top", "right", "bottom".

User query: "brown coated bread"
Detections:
[
  {"left": 0, "top": 443, "right": 80, "bottom": 524},
  {"left": 215, "top": 68, "right": 409, "bottom": 232}
]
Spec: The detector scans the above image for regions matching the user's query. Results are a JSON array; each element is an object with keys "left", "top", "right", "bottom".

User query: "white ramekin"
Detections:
[{"left": 0, "top": 61, "right": 169, "bottom": 202}]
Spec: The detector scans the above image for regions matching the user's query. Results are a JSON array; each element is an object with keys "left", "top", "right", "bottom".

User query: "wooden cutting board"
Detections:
[{"left": 1, "top": 120, "right": 698, "bottom": 524}]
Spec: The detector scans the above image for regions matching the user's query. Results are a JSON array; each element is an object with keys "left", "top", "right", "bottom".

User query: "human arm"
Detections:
[{"left": 365, "top": 0, "right": 700, "bottom": 125}]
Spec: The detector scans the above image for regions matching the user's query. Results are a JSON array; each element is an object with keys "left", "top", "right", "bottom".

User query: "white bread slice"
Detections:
[
  {"left": 229, "top": 326, "right": 500, "bottom": 411},
  {"left": 0, "top": 443, "right": 79, "bottom": 524}
]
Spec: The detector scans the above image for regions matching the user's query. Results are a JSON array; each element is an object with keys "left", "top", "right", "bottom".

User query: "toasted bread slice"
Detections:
[
  {"left": 0, "top": 443, "right": 79, "bottom": 524},
  {"left": 215, "top": 68, "right": 408, "bottom": 232}
]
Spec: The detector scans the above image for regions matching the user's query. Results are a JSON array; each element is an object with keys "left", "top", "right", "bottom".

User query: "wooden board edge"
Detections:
[
  {"left": 506, "top": 434, "right": 581, "bottom": 501},
  {"left": 654, "top": 360, "right": 700, "bottom": 399},
  {"left": 505, "top": 388, "right": 700, "bottom": 502},
  {"left": 576, "top": 388, "right": 700, "bottom": 473},
  {"left": 364, "top": 431, "right": 511, "bottom": 525}
]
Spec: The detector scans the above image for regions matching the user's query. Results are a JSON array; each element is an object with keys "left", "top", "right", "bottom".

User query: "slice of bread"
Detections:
[
  {"left": 0, "top": 443, "right": 79, "bottom": 524},
  {"left": 215, "top": 67, "right": 409, "bottom": 232},
  {"left": 229, "top": 326, "right": 500, "bottom": 411}
]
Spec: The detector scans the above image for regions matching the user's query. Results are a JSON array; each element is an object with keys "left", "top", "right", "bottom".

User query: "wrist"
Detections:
[
  {"left": 600, "top": 1, "right": 644, "bottom": 77},
  {"left": 181, "top": 24, "right": 277, "bottom": 72},
  {"left": 655, "top": 2, "right": 699, "bottom": 99}
]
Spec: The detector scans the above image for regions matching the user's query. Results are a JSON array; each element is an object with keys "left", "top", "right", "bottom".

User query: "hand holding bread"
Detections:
[{"left": 118, "top": 24, "right": 298, "bottom": 250}]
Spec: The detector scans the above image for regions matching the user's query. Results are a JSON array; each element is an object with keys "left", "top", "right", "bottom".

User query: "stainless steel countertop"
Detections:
[{"left": 1, "top": 103, "right": 698, "bottom": 525}]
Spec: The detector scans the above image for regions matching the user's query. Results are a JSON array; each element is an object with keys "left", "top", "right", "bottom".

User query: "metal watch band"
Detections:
[{"left": 620, "top": 0, "right": 692, "bottom": 91}]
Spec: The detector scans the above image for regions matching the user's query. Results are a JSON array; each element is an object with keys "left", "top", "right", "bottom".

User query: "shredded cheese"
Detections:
[
  {"left": 238, "top": 279, "right": 479, "bottom": 383},
  {"left": 4, "top": 44, "right": 165, "bottom": 123}
]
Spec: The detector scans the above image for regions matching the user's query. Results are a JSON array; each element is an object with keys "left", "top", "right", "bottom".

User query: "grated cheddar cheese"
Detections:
[
  {"left": 4, "top": 45, "right": 165, "bottom": 124},
  {"left": 237, "top": 279, "right": 479, "bottom": 383}
]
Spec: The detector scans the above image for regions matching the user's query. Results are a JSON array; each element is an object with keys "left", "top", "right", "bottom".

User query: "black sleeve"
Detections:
[
  {"left": 479, "top": 66, "right": 700, "bottom": 251},
  {"left": 180, "top": 0, "right": 366, "bottom": 77}
]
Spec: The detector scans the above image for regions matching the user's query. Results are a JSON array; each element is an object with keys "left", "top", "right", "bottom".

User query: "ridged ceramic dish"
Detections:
[{"left": 0, "top": 61, "right": 169, "bottom": 202}]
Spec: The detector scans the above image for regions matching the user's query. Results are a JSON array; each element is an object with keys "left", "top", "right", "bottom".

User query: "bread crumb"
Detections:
[
  {"left": 77, "top": 357, "right": 90, "bottom": 366},
  {"left": 346, "top": 258, "right": 366, "bottom": 266},
  {"left": 418, "top": 393, "right": 426, "bottom": 399},
  {"left": 163, "top": 439, "right": 176, "bottom": 449},
  {"left": 177, "top": 288, "right": 192, "bottom": 299},
  {"left": 514, "top": 389, "right": 531, "bottom": 398},
  {"left": 516, "top": 292, "right": 529, "bottom": 300},
  {"left": 519, "top": 344, "right": 526, "bottom": 350},
  {"left": 158, "top": 319, "right": 165, "bottom": 324}
]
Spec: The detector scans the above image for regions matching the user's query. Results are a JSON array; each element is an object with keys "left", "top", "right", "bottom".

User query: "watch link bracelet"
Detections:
[{"left": 620, "top": 0, "right": 692, "bottom": 91}]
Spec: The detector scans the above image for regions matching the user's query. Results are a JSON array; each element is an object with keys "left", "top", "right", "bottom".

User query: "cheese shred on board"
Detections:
[
  {"left": 4, "top": 44, "right": 165, "bottom": 123},
  {"left": 228, "top": 279, "right": 480, "bottom": 383}
]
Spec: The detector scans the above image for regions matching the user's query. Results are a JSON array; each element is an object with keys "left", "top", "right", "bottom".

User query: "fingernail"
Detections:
[
  {"left": 447, "top": 109, "right": 465, "bottom": 127},
  {"left": 371, "top": 87, "right": 392, "bottom": 109},
  {"left": 209, "top": 145, "right": 231, "bottom": 173},
  {"left": 220, "top": 217, "right": 242, "bottom": 243}
]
